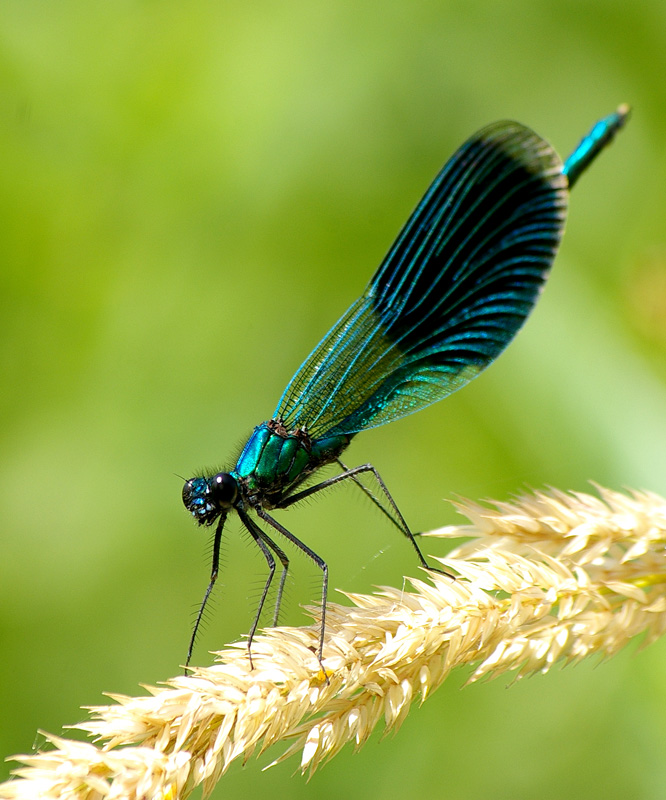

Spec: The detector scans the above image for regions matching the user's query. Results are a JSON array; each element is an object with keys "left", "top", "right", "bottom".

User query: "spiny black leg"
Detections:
[
  {"left": 240, "top": 509, "right": 290, "bottom": 625},
  {"left": 254, "top": 506, "right": 329, "bottom": 677},
  {"left": 335, "top": 458, "right": 409, "bottom": 538},
  {"left": 278, "top": 463, "right": 453, "bottom": 578},
  {"left": 256, "top": 528, "right": 290, "bottom": 627},
  {"left": 186, "top": 512, "right": 227, "bottom": 673},
  {"left": 334, "top": 457, "right": 411, "bottom": 536},
  {"left": 238, "top": 509, "right": 277, "bottom": 669}
]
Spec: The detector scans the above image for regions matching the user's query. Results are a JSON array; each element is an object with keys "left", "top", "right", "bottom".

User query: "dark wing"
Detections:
[{"left": 275, "top": 121, "right": 568, "bottom": 438}]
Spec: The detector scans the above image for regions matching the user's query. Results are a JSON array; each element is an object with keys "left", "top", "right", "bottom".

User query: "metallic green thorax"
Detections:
[{"left": 233, "top": 419, "right": 351, "bottom": 503}]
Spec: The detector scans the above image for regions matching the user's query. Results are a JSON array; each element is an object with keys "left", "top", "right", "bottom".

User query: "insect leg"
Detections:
[
  {"left": 253, "top": 506, "right": 329, "bottom": 675},
  {"left": 240, "top": 510, "right": 290, "bottom": 626},
  {"left": 278, "top": 463, "right": 452, "bottom": 577},
  {"left": 186, "top": 511, "right": 227, "bottom": 672},
  {"left": 334, "top": 457, "right": 411, "bottom": 535},
  {"left": 237, "top": 509, "right": 283, "bottom": 669}
]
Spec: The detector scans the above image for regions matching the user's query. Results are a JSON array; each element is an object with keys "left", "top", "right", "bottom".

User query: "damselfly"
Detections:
[{"left": 183, "top": 106, "right": 629, "bottom": 671}]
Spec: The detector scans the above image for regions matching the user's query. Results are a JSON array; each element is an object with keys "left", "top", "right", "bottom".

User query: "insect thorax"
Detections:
[{"left": 233, "top": 419, "right": 350, "bottom": 502}]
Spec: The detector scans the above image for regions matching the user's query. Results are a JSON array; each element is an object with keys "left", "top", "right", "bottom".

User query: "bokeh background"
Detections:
[{"left": 2, "top": 1, "right": 666, "bottom": 798}]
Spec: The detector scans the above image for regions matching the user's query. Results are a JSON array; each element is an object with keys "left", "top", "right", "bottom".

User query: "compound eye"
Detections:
[{"left": 211, "top": 472, "right": 238, "bottom": 507}]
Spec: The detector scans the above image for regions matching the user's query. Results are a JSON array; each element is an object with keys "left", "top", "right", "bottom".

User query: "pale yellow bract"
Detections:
[{"left": 2, "top": 485, "right": 665, "bottom": 799}]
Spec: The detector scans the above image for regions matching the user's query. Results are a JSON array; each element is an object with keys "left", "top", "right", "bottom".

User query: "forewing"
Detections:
[{"left": 275, "top": 121, "right": 568, "bottom": 437}]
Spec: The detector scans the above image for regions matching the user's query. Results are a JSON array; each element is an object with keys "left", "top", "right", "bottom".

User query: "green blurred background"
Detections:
[{"left": 2, "top": 1, "right": 666, "bottom": 797}]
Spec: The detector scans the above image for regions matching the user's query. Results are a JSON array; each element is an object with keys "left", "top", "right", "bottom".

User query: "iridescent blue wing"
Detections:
[{"left": 275, "top": 121, "right": 568, "bottom": 438}]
